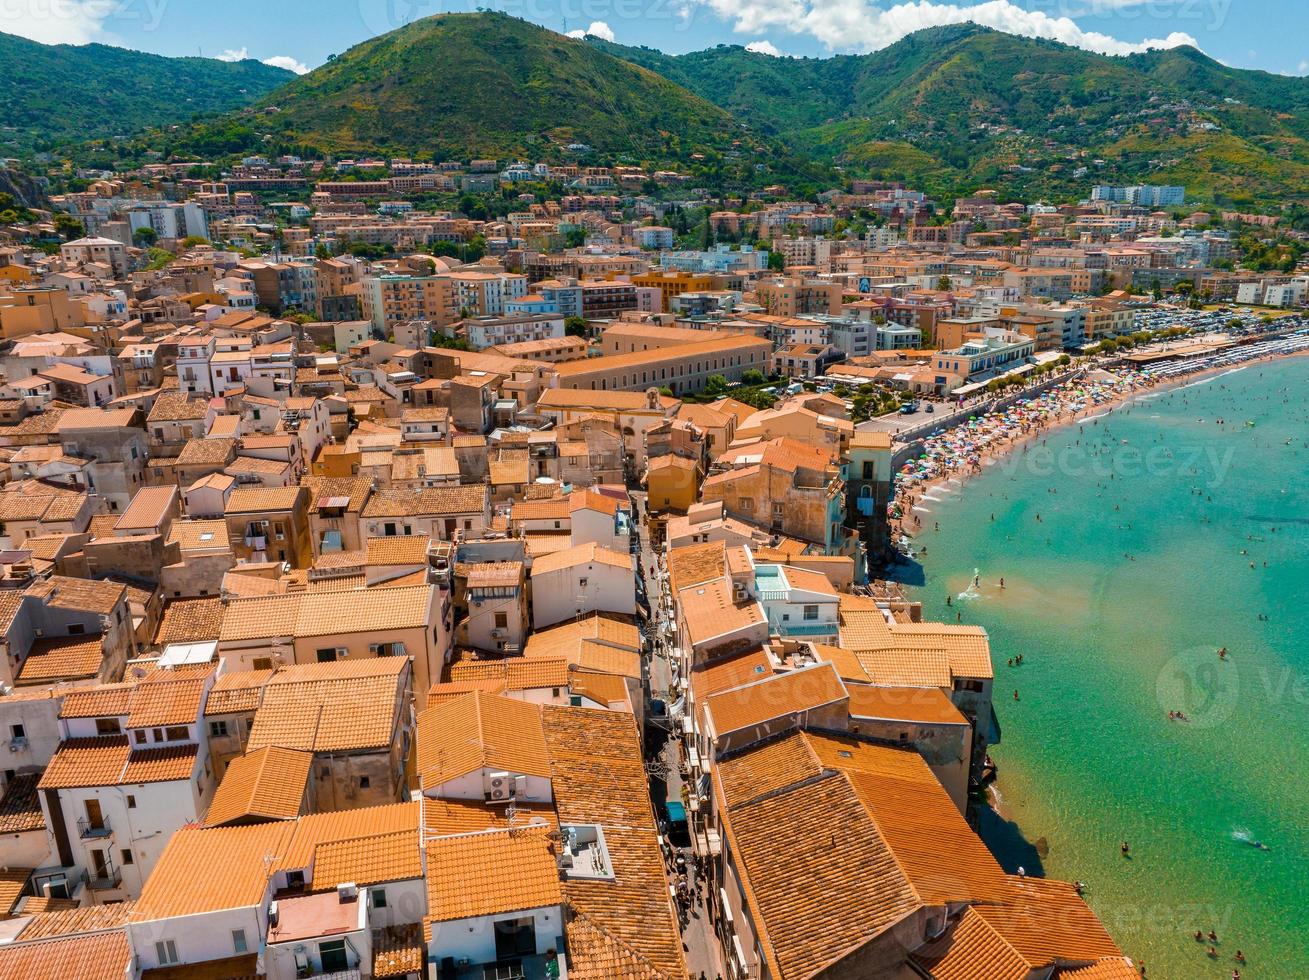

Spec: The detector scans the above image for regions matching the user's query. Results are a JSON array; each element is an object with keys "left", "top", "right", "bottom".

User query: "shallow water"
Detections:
[{"left": 904, "top": 357, "right": 1309, "bottom": 978}]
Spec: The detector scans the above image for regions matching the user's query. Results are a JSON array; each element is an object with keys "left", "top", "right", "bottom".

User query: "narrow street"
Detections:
[{"left": 631, "top": 490, "right": 726, "bottom": 980}]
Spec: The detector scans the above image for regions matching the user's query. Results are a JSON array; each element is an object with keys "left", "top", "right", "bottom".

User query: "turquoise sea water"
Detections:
[{"left": 904, "top": 356, "right": 1309, "bottom": 979}]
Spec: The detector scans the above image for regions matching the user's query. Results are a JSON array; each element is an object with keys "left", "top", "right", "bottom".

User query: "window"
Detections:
[
  {"left": 253, "top": 658, "right": 273, "bottom": 671},
  {"left": 152, "top": 728, "right": 164, "bottom": 742},
  {"left": 67, "top": 623, "right": 85, "bottom": 635},
  {"left": 133, "top": 730, "right": 147, "bottom": 744},
  {"left": 803, "top": 605, "right": 819, "bottom": 621},
  {"left": 209, "top": 720, "right": 229, "bottom": 738},
  {"left": 371, "top": 888, "right": 387, "bottom": 909},
  {"left": 494, "top": 612, "right": 508, "bottom": 629},
  {"left": 165, "top": 726, "right": 188, "bottom": 741},
  {"left": 358, "top": 776, "right": 370, "bottom": 789},
  {"left": 126, "top": 795, "right": 136, "bottom": 808},
  {"left": 155, "top": 940, "right": 179, "bottom": 966},
  {"left": 9, "top": 724, "right": 22, "bottom": 740},
  {"left": 319, "top": 939, "right": 348, "bottom": 973},
  {"left": 317, "top": 648, "right": 338, "bottom": 663},
  {"left": 232, "top": 929, "right": 248, "bottom": 954},
  {"left": 121, "top": 848, "right": 134, "bottom": 866},
  {"left": 95, "top": 719, "right": 121, "bottom": 735}
]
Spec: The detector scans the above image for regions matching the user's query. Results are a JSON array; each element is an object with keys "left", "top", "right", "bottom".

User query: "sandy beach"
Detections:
[{"left": 883, "top": 338, "right": 1309, "bottom": 560}]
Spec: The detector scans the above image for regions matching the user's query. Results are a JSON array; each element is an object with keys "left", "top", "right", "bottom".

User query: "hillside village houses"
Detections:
[{"left": 0, "top": 153, "right": 1219, "bottom": 979}]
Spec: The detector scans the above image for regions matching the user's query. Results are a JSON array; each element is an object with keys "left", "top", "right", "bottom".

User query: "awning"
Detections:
[{"left": 666, "top": 800, "right": 687, "bottom": 824}]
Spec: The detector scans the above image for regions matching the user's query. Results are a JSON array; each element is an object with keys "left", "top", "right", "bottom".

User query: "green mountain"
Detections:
[
  {"left": 596, "top": 26, "right": 1309, "bottom": 207},
  {"left": 194, "top": 13, "right": 757, "bottom": 166},
  {"left": 0, "top": 32, "right": 293, "bottom": 154}
]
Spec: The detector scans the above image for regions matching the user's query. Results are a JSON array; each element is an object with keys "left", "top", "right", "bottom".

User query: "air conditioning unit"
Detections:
[
  {"left": 368, "top": 644, "right": 379, "bottom": 655},
  {"left": 337, "top": 882, "right": 358, "bottom": 901},
  {"left": 268, "top": 901, "right": 279, "bottom": 926},
  {"left": 335, "top": 648, "right": 348, "bottom": 659},
  {"left": 490, "top": 629, "right": 505, "bottom": 640},
  {"left": 485, "top": 771, "right": 512, "bottom": 801}
]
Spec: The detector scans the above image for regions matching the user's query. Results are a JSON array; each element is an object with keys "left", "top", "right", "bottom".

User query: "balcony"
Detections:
[
  {"left": 86, "top": 865, "right": 121, "bottom": 890},
  {"left": 77, "top": 816, "right": 111, "bottom": 839},
  {"left": 244, "top": 535, "right": 267, "bottom": 550}
]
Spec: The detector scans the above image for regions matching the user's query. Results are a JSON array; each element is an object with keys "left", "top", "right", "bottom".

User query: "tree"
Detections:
[
  {"left": 564, "top": 316, "right": 589, "bottom": 339},
  {"left": 937, "top": 275, "right": 952, "bottom": 292},
  {"left": 703, "top": 374, "right": 728, "bottom": 396},
  {"left": 741, "top": 368, "right": 766, "bottom": 386},
  {"left": 53, "top": 212, "right": 83, "bottom": 240},
  {"left": 133, "top": 226, "right": 159, "bottom": 247},
  {"left": 767, "top": 251, "right": 785, "bottom": 272}
]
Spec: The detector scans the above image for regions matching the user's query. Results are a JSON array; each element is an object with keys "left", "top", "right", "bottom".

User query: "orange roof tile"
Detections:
[
  {"left": 204, "top": 746, "right": 313, "bottom": 827},
  {"left": 705, "top": 662, "right": 847, "bottom": 737},
  {"left": 311, "top": 829, "right": 422, "bottom": 889},
  {"left": 132, "top": 822, "right": 295, "bottom": 920},
  {"left": 0, "top": 931, "right": 131, "bottom": 980},
  {"left": 125, "top": 674, "right": 207, "bottom": 728},
  {"left": 846, "top": 684, "right": 969, "bottom": 726},
  {"left": 425, "top": 827, "right": 561, "bottom": 922},
  {"left": 204, "top": 669, "right": 273, "bottom": 715},
  {"left": 16, "top": 636, "right": 104, "bottom": 684},
  {"left": 416, "top": 691, "right": 549, "bottom": 787},
  {"left": 274, "top": 802, "right": 419, "bottom": 876},
  {"left": 530, "top": 541, "right": 632, "bottom": 577},
  {"left": 246, "top": 658, "right": 406, "bottom": 753}
]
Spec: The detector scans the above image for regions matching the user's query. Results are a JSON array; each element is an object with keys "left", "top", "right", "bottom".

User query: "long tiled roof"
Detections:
[
  {"left": 311, "top": 828, "right": 422, "bottom": 889},
  {"left": 219, "top": 585, "right": 434, "bottom": 640},
  {"left": 0, "top": 931, "right": 132, "bottom": 980},
  {"left": 245, "top": 658, "right": 406, "bottom": 753},
  {"left": 705, "top": 662, "right": 847, "bottom": 737},
  {"left": 38, "top": 737, "right": 196, "bottom": 789}
]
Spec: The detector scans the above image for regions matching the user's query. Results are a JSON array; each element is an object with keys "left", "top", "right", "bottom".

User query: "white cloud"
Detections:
[
  {"left": 686, "top": 0, "right": 1199, "bottom": 57},
  {"left": 565, "top": 20, "right": 616, "bottom": 42},
  {"left": 218, "top": 47, "right": 311, "bottom": 75},
  {"left": 262, "top": 54, "right": 311, "bottom": 75},
  {"left": 0, "top": 0, "right": 116, "bottom": 45},
  {"left": 1299, "top": 59, "right": 1309, "bottom": 75},
  {"left": 745, "top": 39, "right": 784, "bottom": 56}
]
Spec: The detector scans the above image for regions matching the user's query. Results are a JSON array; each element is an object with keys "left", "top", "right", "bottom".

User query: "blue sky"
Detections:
[{"left": 3, "top": 0, "right": 1305, "bottom": 76}]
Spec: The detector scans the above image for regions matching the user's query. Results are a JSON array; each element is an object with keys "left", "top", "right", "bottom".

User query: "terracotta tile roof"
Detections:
[
  {"left": 132, "top": 822, "right": 295, "bottom": 921},
  {"left": 58, "top": 683, "right": 134, "bottom": 720},
  {"left": 522, "top": 613, "right": 640, "bottom": 659},
  {"left": 122, "top": 744, "right": 199, "bottom": 784},
  {"left": 303, "top": 476, "right": 372, "bottom": 511},
  {"left": 55, "top": 407, "right": 139, "bottom": 430},
  {"left": 912, "top": 907, "right": 1031, "bottom": 980},
  {"left": 38, "top": 737, "right": 195, "bottom": 789},
  {"left": 716, "top": 732, "right": 823, "bottom": 806},
  {"left": 165, "top": 519, "right": 229, "bottom": 553},
  {"left": 421, "top": 797, "right": 558, "bottom": 837},
  {"left": 666, "top": 540, "right": 726, "bottom": 592},
  {"left": 677, "top": 578, "right": 767, "bottom": 650},
  {"left": 364, "top": 535, "right": 431, "bottom": 565},
  {"left": 718, "top": 766, "right": 921, "bottom": 980},
  {"left": 246, "top": 658, "right": 406, "bottom": 753},
  {"left": 373, "top": 923, "right": 424, "bottom": 978},
  {"left": 523, "top": 532, "right": 572, "bottom": 557},
  {"left": 125, "top": 673, "right": 208, "bottom": 727},
  {"left": 416, "top": 691, "right": 549, "bottom": 787},
  {"left": 16, "top": 636, "right": 104, "bottom": 684},
  {"left": 0, "top": 773, "right": 43, "bottom": 834},
  {"left": 846, "top": 684, "right": 969, "bottom": 726},
  {"left": 362, "top": 485, "right": 487, "bottom": 518},
  {"left": 0, "top": 930, "right": 132, "bottom": 980},
  {"left": 511, "top": 498, "right": 571, "bottom": 521},
  {"left": 26, "top": 575, "right": 125, "bottom": 615},
  {"left": 1057, "top": 959, "right": 1140, "bottom": 979},
  {"left": 204, "top": 746, "right": 313, "bottom": 827},
  {"left": 531, "top": 541, "right": 632, "bottom": 577},
  {"left": 177, "top": 436, "right": 236, "bottom": 466},
  {"left": 114, "top": 486, "right": 177, "bottom": 532},
  {"left": 688, "top": 646, "right": 772, "bottom": 702},
  {"left": 889, "top": 622, "right": 994, "bottom": 679},
  {"left": 974, "top": 876, "right": 1122, "bottom": 966},
  {"left": 463, "top": 561, "right": 522, "bottom": 589},
  {"left": 224, "top": 485, "right": 304, "bottom": 514},
  {"left": 311, "top": 828, "right": 422, "bottom": 888},
  {"left": 148, "top": 392, "right": 208, "bottom": 423},
  {"left": 275, "top": 801, "right": 419, "bottom": 875},
  {"left": 219, "top": 585, "right": 434, "bottom": 640},
  {"left": 14, "top": 901, "right": 136, "bottom": 942},
  {"left": 425, "top": 827, "right": 561, "bottom": 922},
  {"left": 204, "top": 669, "right": 273, "bottom": 715},
  {"left": 568, "top": 669, "right": 631, "bottom": 708},
  {"left": 821, "top": 643, "right": 953, "bottom": 689},
  {"left": 540, "top": 706, "right": 684, "bottom": 978},
  {"left": 449, "top": 657, "right": 568, "bottom": 691}
]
